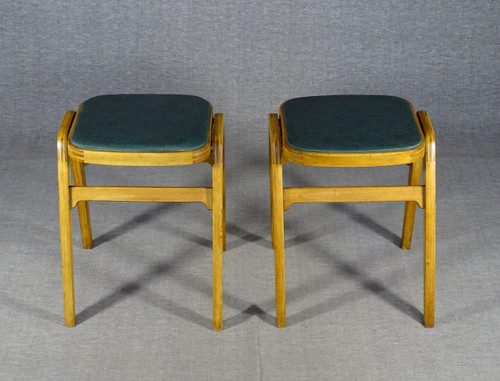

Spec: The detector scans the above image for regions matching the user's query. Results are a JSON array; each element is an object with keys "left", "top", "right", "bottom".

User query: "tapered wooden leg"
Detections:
[
  {"left": 212, "top": 114, "right": 224, "bottom": 330},
  {"left": 401, "top": 160, "right": 423, "bottom": 249},
  {"left": 72, "top": 160, "right": 93, "bottom": 249},
  {"left": 58, "top": 111, "right": 76, "bottom": 327},
  {"left": 271, "top": 163, "right": 286, "bottom": 328},
  {"left": 423, "top": 160, "right": 436, "bottom": 327},
  {"left": 418, "top": 110, "right": 436, "bottom": 328},
  {"left": 269, "top": 114, "right": 286, "bottom": 327}
]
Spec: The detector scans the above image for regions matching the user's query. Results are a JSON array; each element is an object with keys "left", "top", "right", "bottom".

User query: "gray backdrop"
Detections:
[
  {"left": 1, "top": 1, "right": 499, "bottom": 380},
  {"left": 2, "top": 1, "right": 498, "bottom": 148}
]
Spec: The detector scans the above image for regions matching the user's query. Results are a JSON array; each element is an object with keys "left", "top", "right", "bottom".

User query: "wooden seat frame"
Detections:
[
  {"left": 57, "top": 108, "right": 226, "bottom": 330},
  {"left": 269, "top": 105, "right": 436, "bottom": 328}
]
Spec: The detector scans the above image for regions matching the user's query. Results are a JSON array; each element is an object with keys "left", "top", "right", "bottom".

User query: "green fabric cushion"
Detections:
[
  {"left": 281, "top": 95, "right": 422, "bottom": 153},
  {"left": 70, "top": 94, "right": 211, "bottom": 152}
]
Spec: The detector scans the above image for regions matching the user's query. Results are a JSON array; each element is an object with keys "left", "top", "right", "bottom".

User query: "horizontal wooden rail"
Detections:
[
  {"left": 70, "top": 186, "right": 212, "bottom": 209},
  {"left": 283, "top": 186, "right": 424, "bottom": 210}
]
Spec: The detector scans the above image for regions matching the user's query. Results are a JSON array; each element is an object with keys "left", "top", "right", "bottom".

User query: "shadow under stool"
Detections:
[
  {"left": 269, "top": 95, "right": 436, "bottom": 328},
  {"left": 57, "top": 94, "right": 226, "bottom": 330}
]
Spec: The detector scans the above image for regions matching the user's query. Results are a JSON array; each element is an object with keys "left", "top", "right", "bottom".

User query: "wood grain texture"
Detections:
[
  {"left": 211, "top": 113, "right": 224, "bottom": 331},
  {"left": 57, "top": 111, "right": 76, "bottom": 327},
  {"left": 418, "top": 110, "right": 436, "bottom": 328},
  {"left": 70, "top": 187, "right": 212, "bottom": 209},
  {"left": 71, "top": 161, "right": 93, "bottom": 249},
  {"left": 401, "top": 160, "right": 423, "bottom": 249},
  {"left": 269, "top": 114, "right": 286, "bottom": 327},
  {"left": 269, "top": 106, "right": 437, "bottom": 328},
  {"left": 283, "top": 186, "right": 424, "bottom": 210},
  {"left": 58, "top": 108, "right": 225, "bottom": 330}
]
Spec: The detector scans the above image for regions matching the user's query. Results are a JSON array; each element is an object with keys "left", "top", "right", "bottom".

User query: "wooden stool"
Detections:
[
  {"left": 269, "top": 95, "right": 436, "bottom": 327},
  {"left": 57, "top": 94, "right": 225, "bottom": 330}
]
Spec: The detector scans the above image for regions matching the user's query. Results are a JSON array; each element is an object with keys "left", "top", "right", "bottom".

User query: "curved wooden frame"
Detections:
[
  {"left": 67, "top": 106, "right": 214, "bottom": 166},
  {"left": 269, "top": 105, "right": 436, "bottom": 328},
  {"left": 58, "top": 107, "right": 226, "bottom": 330},
  {"left": 279, "top": 103, "right": 426, "bottom": 167}
]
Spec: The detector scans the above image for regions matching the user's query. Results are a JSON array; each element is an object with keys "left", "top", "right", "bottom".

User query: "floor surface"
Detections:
[{"left": 1, "top": 130, "right": 499, "bottom": 380}]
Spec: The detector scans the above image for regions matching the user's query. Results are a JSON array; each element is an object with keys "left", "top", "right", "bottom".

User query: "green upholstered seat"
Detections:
[
  {"left": 70, "top": 94, "right": 212, "bottom": 152},
  {"left": 281, "top": 95, "right": 422, "bottom": 153}
]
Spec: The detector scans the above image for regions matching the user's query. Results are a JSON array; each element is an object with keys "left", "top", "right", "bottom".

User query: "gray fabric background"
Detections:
[{"left": 1, "top": 1, "right": 499, "bottom": 380}]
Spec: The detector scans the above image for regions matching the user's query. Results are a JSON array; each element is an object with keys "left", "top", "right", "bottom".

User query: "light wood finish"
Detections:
[
  {"left": 57, "top": 111, "right": 76, "bottom": 327},
  {"left": 418, "top": 110, "right": 436, "bottom": 328},
  {"left": 212, "top": 113, "right": 224, "bottom": 331},
  {"left": 70, "top": 187, "right": 213, "bottom": 209},
  {"left": 283, "top": 185, "right": 424, "bottom": 210},
  {"left": 269, "top": 114, "right": 286, "bottom": 327},
  {"left": 269, "top": 118, "right": 275, "bottom": 249},
  {"left": 401, "top": 160, "right": 423, "bottom": 249},
  {"left": 269, "top": 105, "right": 436, "bottom": 328},
  {"left": 57, "top": 106, "right": 225, "bottom": 330},
  {"left": 71, "top": 161, "right": 93, "bottom": 249},
  {"left": 68, "top": 144, "right": 212, "bottom": 167},
  {"left": 220, "top": 113, "right": 226, "bottom": 252}
]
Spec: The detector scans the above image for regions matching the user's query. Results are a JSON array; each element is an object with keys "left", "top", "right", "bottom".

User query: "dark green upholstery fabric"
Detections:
[
  {"left": 281, "top": 95, "right": 422, "bottom": 153},
  {"left": 70, "top": 94, "right": 211, "bottom": 152}
]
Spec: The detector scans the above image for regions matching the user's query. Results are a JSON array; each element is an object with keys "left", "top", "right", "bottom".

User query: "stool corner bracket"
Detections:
[
  {"left": 57, "top": 111, "right": 76, "bottom": 163},
  {"left": 268, "top": 113, "right": 282, "bottom": 164},
  {"left": 211, "top": 113, "right": 224, "bottom": 164}
]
